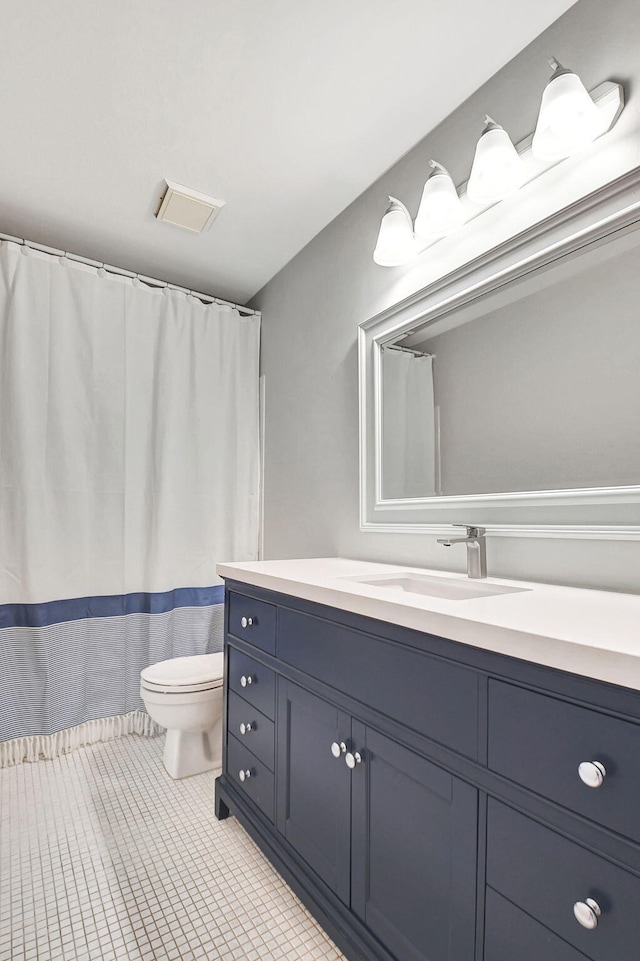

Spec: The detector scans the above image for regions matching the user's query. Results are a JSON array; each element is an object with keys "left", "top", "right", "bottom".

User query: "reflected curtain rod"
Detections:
[
  {"left": 383, "top": 344, "right": 434, "bottom": 358},
  {"left": 0, "top": 231, "right": 259, "bottom": 317}
]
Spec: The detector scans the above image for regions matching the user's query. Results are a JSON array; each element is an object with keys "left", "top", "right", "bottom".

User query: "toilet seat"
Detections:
[{"left": 141, "top": 653, "right": 224, "bottom": 694}]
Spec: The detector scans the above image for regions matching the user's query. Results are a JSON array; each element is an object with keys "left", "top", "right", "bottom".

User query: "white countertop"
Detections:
[{"left": 216, "top": 557, "right": 640, "bottom": 692}]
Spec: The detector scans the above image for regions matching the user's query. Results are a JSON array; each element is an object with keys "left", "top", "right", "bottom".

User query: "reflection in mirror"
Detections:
[
  {"left": 381, "top": 348, "right": 437, "bottom": 498},
  {"left": 380, "top": 233, "right": 640, "bottom": 498}
]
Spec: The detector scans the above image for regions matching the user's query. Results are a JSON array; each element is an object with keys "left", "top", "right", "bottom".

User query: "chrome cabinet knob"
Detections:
[
  {"left": 578, "top": 760, "right": 606, "bottom": 788},
  {"left": 573, "top": 898, "right": 601, "bottom": 930},
  {"left": 345, "top": 751, "right": 363, "bottom": 769},
  {"left": 238, "top": 769, "right": 252, "bottom": 783},
  {"left": 240, "top": 674, "right": 254, "bottom": 687},
  {"left": 239, "top": 722, "right": 253, "bottom": 735},
  {"left": 240, "top": 616, "right": 254, "bottom": 628},
  {"left": 331, "top": 741, "right": 347, "bottom": 758}
]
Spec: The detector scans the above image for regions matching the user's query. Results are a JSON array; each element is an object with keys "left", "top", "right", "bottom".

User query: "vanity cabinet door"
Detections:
[
  {"left": 276, "top": 681, "right": 352, "bottom": 905},
  {"left": 350, "top": 724, "right": 478, "bottom": 961}
]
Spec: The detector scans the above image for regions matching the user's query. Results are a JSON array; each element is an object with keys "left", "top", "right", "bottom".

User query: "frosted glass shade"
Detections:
[
  {"left": 467, "top": 117, "right": 525, "bottom": 205},
  {"left": 373, "top": 197, "right": 416, "bottom": 266},
  {"left": 532, "top": 58, "right": 603, "bottom": 161},
  {"left": 414, "top": 161, "right": 464, "bottom": 240}
]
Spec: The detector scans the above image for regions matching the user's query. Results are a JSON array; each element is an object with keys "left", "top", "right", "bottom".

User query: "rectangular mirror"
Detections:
[{"left": 359, "top": 169, "right": 640, "bottom": 537}]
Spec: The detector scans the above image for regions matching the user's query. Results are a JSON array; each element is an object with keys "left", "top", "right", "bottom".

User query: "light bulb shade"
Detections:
[
  {"left": 373, "top": 197, "right": 416, "bottom": 266},
  {"left": 467, "top": 118, "right": 525, "bottom": 205},
  {"left": 414, "top": 162, "right": 464, "bottom": 240},
  {"left": 532, "top": 59, "right": 603, "bottom": 161}
]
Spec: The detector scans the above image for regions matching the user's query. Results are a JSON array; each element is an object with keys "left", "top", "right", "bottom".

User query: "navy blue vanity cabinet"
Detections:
[
  {"left": 487, "top": 799, "right": 640, "bottom": 961},
  {"left": 277, "top": 607, "right": 480, "bottom": 760},
  {"left": 275, "top": 681, "right": 478, "bottom": 961},
  {"left": 484, "top": 888, "right": 589, "bottom": 961},
  {"left": 227, "top": 646, "right": 276, "bottom": 719},
  {"left": 226, "top": 734, "right": 275, "bottom": 822},
  {"left": 350, "top": 724, "right": 478, "bottom": 961},
  {"left": 222, "top": 599, "right": 277, "bottom": 824},
  {"left": 227, "top": 590, "right": 277, "bottom": 654},
  {"left": 215, "top": 580, "right": 640, "bottom": 961},
  {"left": 488, "top": 679, "right": 640, "bottom": 842},
  {"left": 228, "top": 691, "right": 275, "bottom": 770},
  {"left": 276, "top": 681, "right": 352, "bottom": 904}
]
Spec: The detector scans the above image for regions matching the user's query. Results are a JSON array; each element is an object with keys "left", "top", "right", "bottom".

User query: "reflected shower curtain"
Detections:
[
  {"left": 0, "top": 242, "right": 260, "bottom": 761},
  {"left": 381, "top": 348, "right": 436, "bottom": 498}
]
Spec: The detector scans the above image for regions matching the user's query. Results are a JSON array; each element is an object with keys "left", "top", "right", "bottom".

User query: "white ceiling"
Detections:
[{"left": 1, "top": 0, "right": 577, "bottom": 304}]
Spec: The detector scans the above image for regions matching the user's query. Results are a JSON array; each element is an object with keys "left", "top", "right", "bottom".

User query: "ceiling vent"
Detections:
[{"left": 156, "top": 181, "right": 225, "bottom": 233}]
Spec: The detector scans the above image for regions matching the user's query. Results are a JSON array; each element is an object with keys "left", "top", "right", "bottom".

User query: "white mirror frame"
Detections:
[{"left": 359, "top": 166, "right": 640, "bottom": 539}]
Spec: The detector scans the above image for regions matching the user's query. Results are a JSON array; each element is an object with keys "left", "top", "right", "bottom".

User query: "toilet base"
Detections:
[{"left": 162, "top": 720, "right": 222, "bottom": 779}]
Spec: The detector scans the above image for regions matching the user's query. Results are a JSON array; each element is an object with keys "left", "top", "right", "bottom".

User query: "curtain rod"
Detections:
[
  {"left": 0, "top": 231, "right": 260, "bottom": 317},
  {"left": 383, "top": 344, "right": 434, "bottom": 358}
]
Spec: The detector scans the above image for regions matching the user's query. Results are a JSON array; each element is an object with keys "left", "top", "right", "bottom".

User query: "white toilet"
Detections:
[{"left": 140, "top": 652, "right": 225, "bottom": 779}]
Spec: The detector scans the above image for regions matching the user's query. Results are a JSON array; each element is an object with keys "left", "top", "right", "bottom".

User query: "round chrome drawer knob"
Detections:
[
  {"left": 238, "top": 769, "right": 252, "bottom": 783},
  {"left": 240, "top": 674, "right": 254, "bottom": 688},
  {"left": 331, "top": 741, "right": 347, "bottom": 758},
  {"left": 578, "top": 760, "right": 606, "bottom": 788},
  {"left": 573, "top": 898, "right": 601, "bottom": 930},
  {"left": 345, "top": 751, "right": 363, "bottom": 769},
  {"left": 239, "top": 722, "right": 253, "bottom": 735},
  {"left": 240, "top": 616, "right": 254, "bottom": 628}
]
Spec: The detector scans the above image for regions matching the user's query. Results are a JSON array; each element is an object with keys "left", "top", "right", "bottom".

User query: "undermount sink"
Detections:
[{"left": 342, "top": 571, "right": 530, "bottom": 601}]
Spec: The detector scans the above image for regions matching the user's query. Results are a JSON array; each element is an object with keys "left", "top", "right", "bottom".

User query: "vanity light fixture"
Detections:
[
  {"left": 372, "top": 56, "right": 624, "bottom": 267},
  {"left": 414, "top": 161, "right": 465, "bottom": 240},
  {"left": 372, "top": 197, "right": 416, "bottom": 266},
  {"left": 532, "top": 57, "right": 604, "bottom": 161},
  {"left": 467, "top": 116, "right": 525, "bottom": 205}
]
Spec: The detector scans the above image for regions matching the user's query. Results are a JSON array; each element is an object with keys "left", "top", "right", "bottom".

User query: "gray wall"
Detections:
[{"left": 252, "top": 0, "right": 640, "bottom": 594}]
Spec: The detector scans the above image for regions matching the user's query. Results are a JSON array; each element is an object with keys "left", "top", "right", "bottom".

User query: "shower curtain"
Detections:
[
  {"left": 0, "top": 241, "right": 260, "bottom": 763},
  {"left": 381, "top": 347, "right": 436, "bottom": 498}
]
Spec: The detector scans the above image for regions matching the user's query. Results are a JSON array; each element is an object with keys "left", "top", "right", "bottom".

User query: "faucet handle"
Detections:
[{"left": 453, "top": 524, "right": 485, "bottom": 537}]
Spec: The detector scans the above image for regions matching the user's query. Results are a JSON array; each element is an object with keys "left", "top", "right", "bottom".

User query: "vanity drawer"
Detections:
[
  {"left": 487, "top": 799, "right": 640, "bottom": 961},
  {"left": 228, "top": 591, "right": 276, "bottom": 654},
  {"left": 227, "top": 735, "right": 274, "bottom": 822},
  {"left": 227, "top": 690, "right": 275, "bottom": 771},
  {"left": 228, "top": 647, "right": 276, "bottom": 721},
  {"left": 278, "top": 608, "right": 479, "bottom": 759},
  {"left": 488, "top": 680, "right": 640, "bottom": 842},
  {"left": 484, "top": 887, "right": 589, "bottom": 961}
]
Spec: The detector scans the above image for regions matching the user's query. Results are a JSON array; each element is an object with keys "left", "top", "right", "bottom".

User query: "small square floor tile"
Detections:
[{"left": 0, "top": 735, "right": 344, "bottom": 961}]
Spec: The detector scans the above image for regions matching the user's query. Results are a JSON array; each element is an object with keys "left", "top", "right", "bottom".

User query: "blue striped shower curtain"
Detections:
[{"left": 0, "top": 242, "right": 260, "bottom": 758}]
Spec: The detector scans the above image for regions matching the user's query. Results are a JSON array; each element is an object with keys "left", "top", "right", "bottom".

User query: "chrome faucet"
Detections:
[{"left": 437, "top": 525, "right": 487, "bottom": 579}]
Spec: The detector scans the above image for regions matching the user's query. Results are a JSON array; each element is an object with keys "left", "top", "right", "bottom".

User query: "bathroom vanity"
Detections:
[{"left": 214, "top": 558, "right": 640, "bottom": 961}]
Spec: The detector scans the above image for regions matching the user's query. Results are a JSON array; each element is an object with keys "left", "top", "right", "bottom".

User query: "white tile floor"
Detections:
[{"left": 0, "top": 734, "right": 345, "bottom": 961}]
